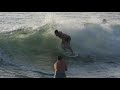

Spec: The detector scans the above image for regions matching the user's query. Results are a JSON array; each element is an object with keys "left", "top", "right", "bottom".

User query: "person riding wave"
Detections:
[{"left": 54, "top": 30, "right": 74, "bottom": 55}]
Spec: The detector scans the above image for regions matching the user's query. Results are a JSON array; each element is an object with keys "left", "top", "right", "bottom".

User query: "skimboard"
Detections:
[{"left": 64, "top": 52, "right": 79, "bottom": 57}]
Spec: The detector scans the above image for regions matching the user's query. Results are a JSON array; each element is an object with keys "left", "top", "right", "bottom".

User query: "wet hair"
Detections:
[
  {"left": 58, "top": 56, "right": 63, "bottom": 61},
  {"left": 55, "top": 30, "right": 58, "bottom": 33}
]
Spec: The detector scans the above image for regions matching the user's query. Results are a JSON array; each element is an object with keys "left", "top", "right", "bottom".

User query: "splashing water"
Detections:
[{"left": 0, "top": 12, "right": 120, "bottom": 78}]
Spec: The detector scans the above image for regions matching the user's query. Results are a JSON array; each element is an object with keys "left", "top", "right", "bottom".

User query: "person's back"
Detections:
[
  {"left": 56, "top": 31, "right": 70, "bottom": 41},
  {"left": 54, "top": 56, "right": 67, "bottom": 78},
  {"left": 54, "top": 59, "right": 67, "bottom": 73}
]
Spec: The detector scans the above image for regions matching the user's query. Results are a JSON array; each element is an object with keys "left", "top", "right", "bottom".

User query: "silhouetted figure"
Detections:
[{"left": 54, "top": 30, "right": 74, "bottom": 55}]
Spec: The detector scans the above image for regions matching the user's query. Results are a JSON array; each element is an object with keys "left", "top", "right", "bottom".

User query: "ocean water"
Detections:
[{"left": 0, "top": 12, "right": 120, "bottom": 78}]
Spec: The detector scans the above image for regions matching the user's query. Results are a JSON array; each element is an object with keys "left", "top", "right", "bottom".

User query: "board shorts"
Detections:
[{"left": 54, "top": 72, "right": 66, "bottom": 78}]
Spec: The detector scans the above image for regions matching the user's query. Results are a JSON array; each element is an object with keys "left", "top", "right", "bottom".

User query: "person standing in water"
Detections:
[
  {"left": 54, "top": 30, "right": 74, "bottom": 55},
  {"left": 54, "top": 56, "right": 67, "bottom": 78}
]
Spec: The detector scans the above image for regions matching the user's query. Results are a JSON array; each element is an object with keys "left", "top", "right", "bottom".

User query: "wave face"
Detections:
[{"left": 0, "top": 12, "right": 120, "bottom": 78}]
